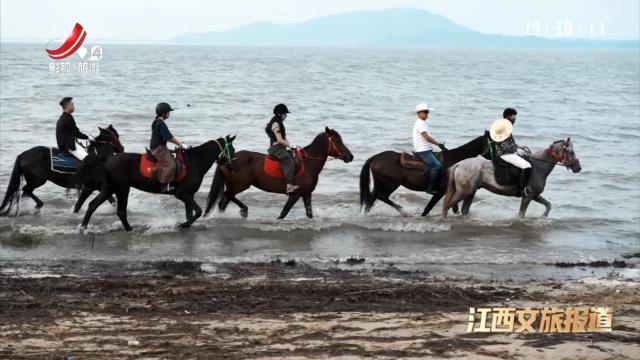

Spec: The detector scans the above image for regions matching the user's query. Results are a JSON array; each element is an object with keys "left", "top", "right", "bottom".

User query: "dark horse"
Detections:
[
  {"left": 79, "top": 135, "right": 237, "bottom": 231},
  {"left": 0, "top": 125, "right": 124, "bottom": 216},
  {"left": 359, "top": 132, "right": 490, "bottom": 216},
  {"left": 205, "top": 127, "right": 354, "bottom": 220}
]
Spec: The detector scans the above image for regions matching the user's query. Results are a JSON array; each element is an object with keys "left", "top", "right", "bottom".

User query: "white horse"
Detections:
[{"left": 442, "top": 138, "right": 581, "bottom": 218}]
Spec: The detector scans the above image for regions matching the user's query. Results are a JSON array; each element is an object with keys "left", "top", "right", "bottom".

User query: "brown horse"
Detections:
[
  {"left": 359, "top": 132, "right": 490, "bottom": 216},
  {"left": 205, "top": 127, "right": 354, "bottom": 219}
]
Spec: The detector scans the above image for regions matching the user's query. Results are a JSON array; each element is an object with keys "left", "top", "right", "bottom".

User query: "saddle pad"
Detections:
[
  {"left": 264, "top": 150, "right": 305, "bottom": 178},
  {"left": 50, "top": 148, "right": 78, "bottom": 174},
  {"left": 139, "top": 152, "right": 188, "bottom": 182}
]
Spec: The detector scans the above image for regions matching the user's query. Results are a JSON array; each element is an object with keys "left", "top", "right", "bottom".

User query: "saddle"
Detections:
[
  {"left": 50, "top": 148, "right": 79, "bottom": 174},
  {"left": 491, "top": 154, "right": 531, "bottom": 186},
  {"left": 264, "top": 149, "right": 305, "bottom": 178},
  {"left": 400, "top": 152, "right": 430, "bottom": 171},
  {"left": 140, "top": 148, "right": 188, "bottom": 182}
]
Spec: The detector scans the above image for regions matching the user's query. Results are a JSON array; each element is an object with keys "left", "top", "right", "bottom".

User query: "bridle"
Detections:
[
  {"left": 301, "top": 132, "right": 344, "bottom": 160},
  {"left": 92, "top": 128, "right": 123, "bottom": 152},
  {"left": 213, "top": 138, "right": 235, "bottom": 162},
  {"left": 545, "top": 143, "right": 579, "bottom": 169}
]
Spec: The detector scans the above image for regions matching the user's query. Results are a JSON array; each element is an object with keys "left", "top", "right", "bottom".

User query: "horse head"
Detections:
[
  {"left": 325, "top": 127, "right": 354, "bottom": 163},
  {"left": 96, "top": 124, "right": 125, "bottom": 153},
  {"left": 217, "top": 134, "right": 238, "bottom": 171},
  {"left": 548, "top": 137, "right": 581, "bottom": 173}
]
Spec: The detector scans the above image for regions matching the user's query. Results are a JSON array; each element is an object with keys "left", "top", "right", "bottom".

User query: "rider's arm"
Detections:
[
  {"left": 160, "top": 122, "right": 181, "bottom": 145},
  {"left": 71, "top": 119, "right": 89, "bottom": 140},
  {"left": 421, "top": 131, "right": 441, "bottom": 147},
  {"left": 274, "top": 128, "right": 291, "bottom": 147}
]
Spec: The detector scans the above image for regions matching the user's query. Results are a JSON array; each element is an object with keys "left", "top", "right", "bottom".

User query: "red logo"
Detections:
[{"left": 46, "top": 23, "right": 87, "bottom": 60}]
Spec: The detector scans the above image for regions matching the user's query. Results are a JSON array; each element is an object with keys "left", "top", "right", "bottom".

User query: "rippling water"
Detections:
[{"left": 1, "top": 43, "right": 639, "bottom": 275}]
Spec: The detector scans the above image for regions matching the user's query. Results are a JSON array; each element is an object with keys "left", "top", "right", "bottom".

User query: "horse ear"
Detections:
[
  {"left": 228, "top": 134, "right": 237, "bottom": 142},
  {"left": 98, "top": 126, "right": 104, "bottom": 131},
  {"left": 325, "top": 126, "right": 330, "bottom": 133},
  {"left": 566, "top": 137, "right": 571, "bottom": 143}
]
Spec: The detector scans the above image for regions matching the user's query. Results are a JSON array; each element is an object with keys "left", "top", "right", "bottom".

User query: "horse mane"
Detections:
[
  {"left": 443, "top": 133, "right": 487, "bottom": 163},
  {"left": 303, "top": 132, "right": 328, "bottom": 154}
]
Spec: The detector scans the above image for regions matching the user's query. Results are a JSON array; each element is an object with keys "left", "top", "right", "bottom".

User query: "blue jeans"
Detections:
[{"left": 416, "top": 150, "right": 442, "bottom": 189}]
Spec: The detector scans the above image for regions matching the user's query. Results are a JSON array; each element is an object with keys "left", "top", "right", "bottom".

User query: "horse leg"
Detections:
[
  {"left": 421, "top": 193, "right": 443, "bottom": 216},
  {"left": 374, "top": 180, "right": 405, "bottom": 216},
  {"left": 302, "top": 193, "right": 313, "bottom": 219},
  {"left": 534, "top": 195, "right": 552, "bottom": 217},
  {"left": 21, "top": 181, "right": 45, "bottom": 209},
  {"left": 229, "top": 196, "right": 248, "bottom": 218},
  {"left": 518, "top": 195, "right": 533, "bottom": 218},
  {"left": 74, "top": 187, "right": 93, "bottom": 213},
  {"left": 278, "top": 193, "right": 301, "bottom": 220},
  {"left": 443, "top": 188, "right": 469, "bottom": 218},
  {"left": 176, "top": 193, "right": 202, "bottom": 228},
  {"left": 461, "top": 191, "right": 477, "bottom": 217},
  {"left": 115, "top": 188, "right": 132, "bottom": 231},
  {"left": 82, "top": 187, "right": 114, "bottom": 228}
]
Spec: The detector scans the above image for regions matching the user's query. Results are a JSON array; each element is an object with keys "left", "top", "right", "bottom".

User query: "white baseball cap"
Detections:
[{"left": 415, "top": 103, "right": 434, "bottom": 113}]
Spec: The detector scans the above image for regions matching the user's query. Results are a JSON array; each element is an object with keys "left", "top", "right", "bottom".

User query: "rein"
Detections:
[{"left": 214, "top": 138, "right": 233, "bottom": 161}]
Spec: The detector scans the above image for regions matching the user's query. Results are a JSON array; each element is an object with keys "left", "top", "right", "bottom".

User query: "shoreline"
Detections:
[{"left": 1, "top": 260, "right": 638, "bottom": 359}]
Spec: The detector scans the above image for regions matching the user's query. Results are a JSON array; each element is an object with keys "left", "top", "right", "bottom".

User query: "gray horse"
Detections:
[{"left": 442, "top": 138, "right": 581, "bottom": 218}]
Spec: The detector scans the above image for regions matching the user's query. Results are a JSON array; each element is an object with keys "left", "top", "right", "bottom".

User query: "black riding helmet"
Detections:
[
  {"left": 273, "top": 103, "right": 290, "bottom": 115},
  {"left": 155, "top": 102, "right": 174, "bottom": 116}
]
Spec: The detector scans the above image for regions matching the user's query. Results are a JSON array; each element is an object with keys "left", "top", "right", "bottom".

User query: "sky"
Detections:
[{"left": 1, "top": 0, "right": 638, "bottom": 42}]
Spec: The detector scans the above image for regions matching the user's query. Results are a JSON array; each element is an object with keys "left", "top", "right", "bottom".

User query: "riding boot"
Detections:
[{"left": 517, "top": 168, "right": 531, "bottom": 197}]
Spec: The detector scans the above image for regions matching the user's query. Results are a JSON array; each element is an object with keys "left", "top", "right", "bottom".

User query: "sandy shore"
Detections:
[{"left": 0, "top": 261, "right": 638, "bottom": 359}]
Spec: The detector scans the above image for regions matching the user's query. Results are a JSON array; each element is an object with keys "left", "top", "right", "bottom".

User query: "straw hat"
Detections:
[{"left": 489, "top": 118, "right": 513, "bottom": 142}]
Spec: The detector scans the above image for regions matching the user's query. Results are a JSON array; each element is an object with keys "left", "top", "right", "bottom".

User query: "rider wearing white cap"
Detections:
[
  {"left": 490, "top": 108, "right": 532, "bottom": 195},
  {"left": 412, "top": 103, "right": 446, "bottom": 193}
]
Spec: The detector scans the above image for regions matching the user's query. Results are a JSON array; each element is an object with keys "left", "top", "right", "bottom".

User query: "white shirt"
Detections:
[{"left": 413, "top": 118, "right": 433, "bottom": 152}]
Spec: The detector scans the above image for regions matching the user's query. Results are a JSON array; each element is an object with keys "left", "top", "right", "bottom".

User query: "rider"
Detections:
[
  {"left": 266, "top": 103, "right": 298, "bottom": 194},
  {"left": 490, "top": 108, "right": 532, "bottom": 195},
  {"left": 150, "top": 102, "right": 185, "bottom": 193},
  {"left": 413, "top": 103, "right": 446, "bottom": 193},
  {"left": 56, "top": 97, "right": 90, "bottom": 160}
]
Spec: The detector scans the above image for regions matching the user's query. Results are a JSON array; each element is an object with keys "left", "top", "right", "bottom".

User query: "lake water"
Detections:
[{"left": 1, "top": 44, "right": 638, "bottom": 279}]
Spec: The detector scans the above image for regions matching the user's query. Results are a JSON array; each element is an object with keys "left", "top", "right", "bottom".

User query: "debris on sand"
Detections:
[
  {"left": 553, "top": 260, "right": 628, "bottom": 268},
  {"left": 154, "top": 260, "right": 202, "bottom": 275},
  {"left": 346, "top": 256, "right": 366, "bottom": 265},
  {"left": 0, "top": 232, "right": 41, "bottom": 248}
]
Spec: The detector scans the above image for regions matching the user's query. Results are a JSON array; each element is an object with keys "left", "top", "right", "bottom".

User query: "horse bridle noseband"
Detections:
[{"left": 546, "top": 144, "right": 578, "bottom": 168}]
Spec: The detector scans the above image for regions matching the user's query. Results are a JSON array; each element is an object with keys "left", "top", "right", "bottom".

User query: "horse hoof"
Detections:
[{"left": 240, "top": 209, "right": 248, "bottom": 218}]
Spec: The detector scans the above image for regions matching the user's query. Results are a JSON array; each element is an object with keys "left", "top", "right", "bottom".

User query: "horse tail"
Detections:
[
  {"left": 205, "top": 166, "right": 226, "bottom": 216},
  {"left": 0, "top": 155, "right": 22, "bottom": 216},
  {"left": 442, "top": 165, "right": 457, "bottom": 217},
  {"left": 359, "top": 156, "right": 374, "bottom": 211}
]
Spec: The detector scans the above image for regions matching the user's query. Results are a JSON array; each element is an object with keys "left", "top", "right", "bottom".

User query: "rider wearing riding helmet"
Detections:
[
  {"left": 266, "top": 103, "right": 298, "bottom": 194},
  {"left": 56, "top": 97, "right": 90, "bottom": 160},
  {"left": 150, "top": 102, "right": 185, "bottom": 193},
  {"left": 490, "top": 108, "right": 532, "bottom": 196}
]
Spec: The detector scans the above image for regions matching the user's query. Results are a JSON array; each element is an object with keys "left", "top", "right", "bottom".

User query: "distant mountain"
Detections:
[{"left": 174, "top": 8, "right": 638, "bottom": 48}]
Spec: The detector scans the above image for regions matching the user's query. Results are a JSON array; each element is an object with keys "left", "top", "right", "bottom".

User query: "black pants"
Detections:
[{"left": 268, "top": 144, "right": 295, "bottom": 184}]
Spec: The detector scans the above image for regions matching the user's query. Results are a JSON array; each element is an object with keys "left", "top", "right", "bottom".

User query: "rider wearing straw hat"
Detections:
[{"left": 490, "top": 108, "right": 531, "bottom": 195}]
